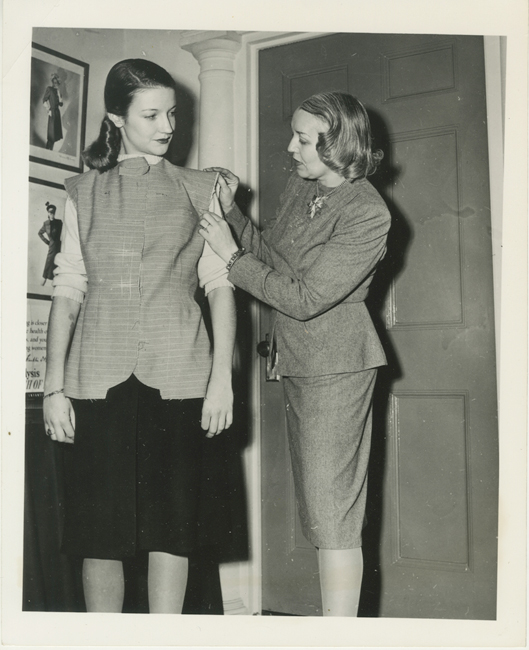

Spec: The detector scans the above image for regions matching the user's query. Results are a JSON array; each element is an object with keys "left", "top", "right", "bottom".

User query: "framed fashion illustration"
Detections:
[
  {"left": 27, "top": 177, "right": 67, "bottom": 298},
  {"left": 29, "top": 43, "right": 89, "bottom": 173}
]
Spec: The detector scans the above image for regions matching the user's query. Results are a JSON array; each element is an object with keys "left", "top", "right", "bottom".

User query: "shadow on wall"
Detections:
[
  {"left": 359, "top": 109, "right": 412, "bottom": 617},
  {"left": 165, "top": 80, "right": 196, "bottom": 168}
]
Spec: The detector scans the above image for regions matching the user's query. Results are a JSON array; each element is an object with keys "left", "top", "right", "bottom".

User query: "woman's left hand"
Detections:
[
  {"left": 199, "top": 212, "right": 239, "bottom": 263},
  {"left": 201, "top": 377, "right": 234, "bottom": 437}
]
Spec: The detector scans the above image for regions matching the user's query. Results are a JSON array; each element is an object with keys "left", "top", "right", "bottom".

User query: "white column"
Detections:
[
  {"left": 181, "top": 32, "right": 241, "bottom": 169},
  {"left": 181, "top": 31, "right": 249, "bottom": 615}
]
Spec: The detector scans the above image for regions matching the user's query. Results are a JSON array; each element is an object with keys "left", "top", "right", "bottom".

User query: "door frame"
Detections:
[{"left": 232, "top": 31, "right": 505, "bottom": 615}]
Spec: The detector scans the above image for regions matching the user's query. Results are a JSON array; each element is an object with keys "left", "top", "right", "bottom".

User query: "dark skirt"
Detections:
[
  {"left": 61, "top": 375, "right": 205, "bottom": 560},
  {"left": 283, "top": 369, "right": 377, "bottom": 550}
]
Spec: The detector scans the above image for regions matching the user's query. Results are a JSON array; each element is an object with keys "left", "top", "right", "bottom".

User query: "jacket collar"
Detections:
[{"left": 117, "top": 154, "right": 163, "bottom": 176}]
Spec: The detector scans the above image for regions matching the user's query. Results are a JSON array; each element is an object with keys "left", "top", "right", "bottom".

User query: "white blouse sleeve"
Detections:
[
  {"left": 52, "top": 196, "right": 88, "bottom": 303},
  {"left": 198, "top": 184, "right": 234, "bottom": 295}
]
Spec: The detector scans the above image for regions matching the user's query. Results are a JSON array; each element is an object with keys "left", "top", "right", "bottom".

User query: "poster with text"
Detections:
[{"left": 26, "top": 298, "right": 51, "bottom": 395}]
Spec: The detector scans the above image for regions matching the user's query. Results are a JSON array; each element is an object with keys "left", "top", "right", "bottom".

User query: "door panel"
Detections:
[
  {"left": 393, "top": 392, "right": 470, "bottom": 568},
  {"left": 391, "top": 129, "right": 463, "bottom": 325},
  {"left": 259, "top": 33, "right": 498, "bottom": 619}
]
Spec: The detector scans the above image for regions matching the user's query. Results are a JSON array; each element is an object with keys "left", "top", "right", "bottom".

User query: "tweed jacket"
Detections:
[
  {"left": 226, "top": 172, "right": 391, "bottom": 377},
  {"left": 63, "top": 157, "right": 218, "bottom": 399}
]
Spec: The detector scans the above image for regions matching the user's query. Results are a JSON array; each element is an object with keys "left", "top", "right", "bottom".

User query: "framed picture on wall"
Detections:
[
  {"left": 27, "top": 177, "right": 67, "bottom": 299},
  {"left": 29, "top": 42, "right": 89, "bottom": 173}
]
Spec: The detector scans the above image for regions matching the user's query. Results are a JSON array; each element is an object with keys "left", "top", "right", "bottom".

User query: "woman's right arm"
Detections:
[
  {"left": 43, "top": 194, "right": 87, "bottom": 443},
  {"left": 224, "top": 204, "right": 275, "bottom": 266},
  {"left": 43, "top": 297, "right": 80, "bottom": 443}
]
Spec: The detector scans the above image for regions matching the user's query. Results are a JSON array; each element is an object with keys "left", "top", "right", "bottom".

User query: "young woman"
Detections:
[
  {"left": 200, "top": 92, "right": 391, "bottom": 616},
  {"left": 43, "top": 59, "right": 236, "bottom": 613},
  {"left": 38, "top": 201, "right": 62, "bottom": 285}
]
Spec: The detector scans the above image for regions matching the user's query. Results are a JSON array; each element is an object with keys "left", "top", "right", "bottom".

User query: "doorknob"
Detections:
[{"left": 257, "top": 333, "right": 271, "bottom": 357}]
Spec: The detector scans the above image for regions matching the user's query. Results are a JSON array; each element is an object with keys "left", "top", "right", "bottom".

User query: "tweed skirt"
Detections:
[
  {"left": 283, "top": 369, "right": 377, "bottom": 549},
  {"left": 61, "top": 374, "right": 204, "bottom": 560}
]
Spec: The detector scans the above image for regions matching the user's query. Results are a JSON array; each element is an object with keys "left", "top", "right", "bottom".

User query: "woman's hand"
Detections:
[
  {"left": 43, "top": 393, "right": 75, "bottom": 444},
  {"left": 203, "top": 167, "right": 239, "bottom": 213},
  {"left": 199, "top": 212, "right": 239, "bottom": 263},
  {"left": 201, "top": 377, "right": 233, "bottom": 438}
]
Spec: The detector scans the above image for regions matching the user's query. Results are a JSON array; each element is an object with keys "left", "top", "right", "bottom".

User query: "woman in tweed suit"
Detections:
[
  {"left": 42, "top": 60, "right": 236, "bottom": 613},
  {"left": 200, "top": 92, "right": 391, "bottom": 616}
]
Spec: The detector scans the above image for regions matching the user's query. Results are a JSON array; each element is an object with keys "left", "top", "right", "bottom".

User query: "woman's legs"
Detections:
[
  {"left": 83, "top": 558, "right": 125, "bottom": 612},
  {"left": 148, "top": 551, "right": 189, "bottom": 613},
  {"left": 82, "top": 552, "right": 189, "bottom": 613},
  {"left": 70, "top": 382, "right": 199, "bottom": 614},
  {"left": 318, "top": 547, "right": 364, "bottom": 616},
  {"left": 282, "top": 372, "right": 376, "bottom": 616}
]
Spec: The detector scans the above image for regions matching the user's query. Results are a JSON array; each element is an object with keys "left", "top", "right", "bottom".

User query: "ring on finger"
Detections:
[{"left": 46, "top": 428, "right": 53, "bottom": 437}]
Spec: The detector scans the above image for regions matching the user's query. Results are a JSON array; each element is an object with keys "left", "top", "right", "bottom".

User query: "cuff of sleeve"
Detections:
[
  {"left": 52, "top": 286, "right": 85, "bottom": 303},
  {"left": 225, "top": 203, "right": 247, "bottom": 228},
  {"left": 204, "top": 276, "right": 235, "bottom": 296},
  {"left": 227, "top": 251, "right": 271, "bottom": 292}
]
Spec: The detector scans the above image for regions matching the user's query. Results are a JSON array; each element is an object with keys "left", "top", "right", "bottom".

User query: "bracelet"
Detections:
[
  {"left": 226, "top": 247, "right": 246, "bottom": 272},
  {"left": 43, "top": 388, "right": 64, "bottom": 399}
]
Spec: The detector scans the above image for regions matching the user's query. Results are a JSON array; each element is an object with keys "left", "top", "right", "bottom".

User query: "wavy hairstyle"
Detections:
[
  {"left": 298, "top": 91, "right": 383, "bottom": 180},
  {"left": 45, "top": 201, "right": 57, "bottom": 215},
  {"left": 83, "top": 59, "right": 177, "bottom": 173}
]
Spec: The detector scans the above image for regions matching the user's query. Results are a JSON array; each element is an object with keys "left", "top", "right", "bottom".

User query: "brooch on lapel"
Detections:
[{"left": 306, "top": 180, "right": 348, "bottom": 219}]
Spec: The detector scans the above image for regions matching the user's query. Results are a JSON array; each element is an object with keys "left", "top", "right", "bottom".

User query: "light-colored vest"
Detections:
[{"left": 64, "top": 157, "right": 217, "bottom": 399}]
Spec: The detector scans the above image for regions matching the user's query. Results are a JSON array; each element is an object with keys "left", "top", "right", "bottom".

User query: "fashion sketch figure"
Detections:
[
  {"left": 38, "top": 201, "right": 62, "bottom": 286},
  {"left": 42, "top": 72, "right": 63, "bottom": 150}
]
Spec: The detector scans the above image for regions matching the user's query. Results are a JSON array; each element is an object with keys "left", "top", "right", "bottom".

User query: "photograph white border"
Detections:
[{"left": 2, "top": 1, "right": 527, "bottom": 648}]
